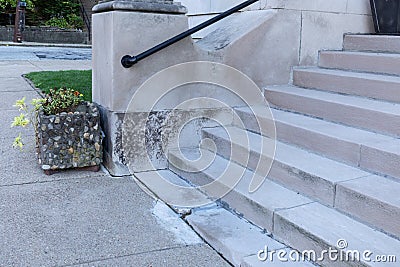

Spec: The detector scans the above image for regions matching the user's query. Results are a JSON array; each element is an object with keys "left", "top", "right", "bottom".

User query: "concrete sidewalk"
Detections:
[{"left": 0, "top": 60, "right": 229, "bottom": 266}]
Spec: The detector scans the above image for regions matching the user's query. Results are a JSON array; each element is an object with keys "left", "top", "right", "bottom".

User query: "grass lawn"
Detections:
[{"left": 25, "top": 70, "right": 92, "bottom": 102}]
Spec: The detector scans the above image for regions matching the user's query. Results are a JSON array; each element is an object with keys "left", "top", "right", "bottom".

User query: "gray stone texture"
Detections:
[
  {"left": 0, "top": 26, "right": 89, "bottom": 44},
  {"left": 37, "top": 102, "right": 103, "bottom": 171}
]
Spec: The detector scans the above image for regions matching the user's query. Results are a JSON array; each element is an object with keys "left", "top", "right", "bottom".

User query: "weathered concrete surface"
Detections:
[
  {"left": 266, "top": 85, "right": 400, "bottom": 137},
  {"left": 183, "top": 0, "right": 373, "bottom": 64},
  {"left": 168, "top": 148, "right": 313, "bottom": 232},
  {"left": 92, "top": 10, "right": 196, "bottom": 112},
  {"left": 197, "top": 9, "right": 301, "bottom": 86},
  {"left": 319, "top": 51, "right": 400, "bottom": 77},
  {"left": 274, "top": 203, "right": 400, "bottom": 267},
  {"left": 0, "top": 176, "right": 230, "bottom": 266},
  {"left": 344, "top": 34, "right": 400, "bottom": 53},
  {"left": 201, "top": 126, "right": 370, "bottom": 206},
  {"left": 336, "top": 175, "right": 400, "bottom": 238},
  {"left": 0, "top": 46, "right": 91, "bottom": 61},
  {"left": 0, "top": 57, "right": 229, "bottom": 267},
  {"left": 293, "top": 67, "right": 400, "bottom": 103},
  {"left": 241, "top": 249, "right": 316, "bottom": 267},
  {"left": 100, "top": 106, "right": 235, "bottom": 175},
  {"left": 134, "top": 170, "right": 211, "bottom": 208},
  {"left": 186, "top": 207, "right": 286, "bottom": 266},
  {"left": 78, "top": 244, "right": 229, "bottom": 266}
]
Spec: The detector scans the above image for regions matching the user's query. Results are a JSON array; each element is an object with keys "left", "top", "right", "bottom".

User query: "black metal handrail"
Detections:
[
  {"left": 121, "top": 0, "right": 259, "bottom": 68},
  {"left": 79, "top": 0, "right": 91, "bottom": 41}
]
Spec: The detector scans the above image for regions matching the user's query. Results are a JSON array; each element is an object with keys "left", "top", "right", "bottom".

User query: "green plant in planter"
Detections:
[
  {"left": 42, "top": 87, "right": 83, "bottom": 115},
  {"left": 11, "top": 88, "right": 102, "bottom": 174}
]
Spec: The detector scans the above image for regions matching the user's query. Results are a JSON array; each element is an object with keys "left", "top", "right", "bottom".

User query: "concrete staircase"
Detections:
[{"left": 163, "top": 34, "right": 400, "bottom": 266}]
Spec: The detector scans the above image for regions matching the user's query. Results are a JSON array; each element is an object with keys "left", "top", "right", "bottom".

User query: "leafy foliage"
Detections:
[
  {"left": 11, "top": 96, "right": 45, "bottom": 150},
  {"left": 11, "top": 87, "right": 84, "bottom": 149},
  {"left": 42, "top": 88, "right": 84, "bottom": 115},
  {"left": 0, "top": 0, "right": 84, "bottom": 29}
]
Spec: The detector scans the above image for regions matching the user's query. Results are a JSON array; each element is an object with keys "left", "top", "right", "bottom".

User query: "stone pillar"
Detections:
[{"left": 92, "top": 0, "right": 195, "bottom": 176}]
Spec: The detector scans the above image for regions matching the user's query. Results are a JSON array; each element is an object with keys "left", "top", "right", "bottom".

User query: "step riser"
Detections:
[
  {"left": 275, "top": 119, "right": 360, "bottom": 165},
  {"left": 202, "top": 129, "right": 337, "bottom": 206},
  {"left": 319, "top": 52, "right": 400, "bottom": 76},
  {"left": 168, "top": 154, "right": 275, "bottom": 232},
  {"left": 265, "top": 90, "right": 400, "bottom": 137},
  {"left": 293, "top": 69, "right": 400, "bottom": 103},
  {"left": 344, "top": 35, "right": 400, "bottom": 53},
  {"left": 275, "top": 120, "right": 400, "bottom": 180},
  {"left": 236, "top": 107, "right": 400, "bottom": 183},
  {"left": 276, "top": 202, "right": 400, "bottom": 267},
  {"left": 360, "top": 146, "right": 400, "bottom": 180},
  {"left": 170, "top": 163, "right": 273, "bottom": 232},
  {"left": 336, "top": 182, "right": 400, "bottom": 238}
]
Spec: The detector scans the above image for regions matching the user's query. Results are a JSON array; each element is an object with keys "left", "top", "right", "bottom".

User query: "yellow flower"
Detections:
[
  {"left": 12, "top": 133, "right": 24, "bottom": 150},
  {"left": 14, "top": 97, "right": 27, "bottom": 111},
  {"left": 11, "top": 114, "right": 29, "bottom": 127}
]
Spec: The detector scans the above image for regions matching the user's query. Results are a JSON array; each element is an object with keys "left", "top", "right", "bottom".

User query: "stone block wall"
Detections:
[{"left": 0, "top": 26, "right": 89, "bottom": 44}]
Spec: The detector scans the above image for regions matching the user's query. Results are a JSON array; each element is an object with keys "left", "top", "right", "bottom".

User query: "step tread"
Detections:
[
  {"left": 186, "top": 207, "right": 287, "bottom": 266},
  {"left": 241, "top": 252, "right": 316, "bottom": 266},
  {"left": 275, "top": 202, "right": 400, "bottom": 259},
  {"left": 265, "top": 85, "right": 400, "bottom": 115},
  {"left": 203, "top": 126, "right": 372, "bottom": 184},
  {"left": 294, "top": 66, "right": 400, "bottom": 82},
  {"left": 134, "top": 170, "right": 211, "bottom": 208}
]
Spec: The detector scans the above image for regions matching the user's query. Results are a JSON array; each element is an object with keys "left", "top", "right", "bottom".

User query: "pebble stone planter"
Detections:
[{"left": 36, "top": 102, "right": 103, "bottom": 175}]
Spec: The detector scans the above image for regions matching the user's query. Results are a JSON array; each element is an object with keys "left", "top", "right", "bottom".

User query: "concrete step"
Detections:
[
  {"left": 201, "top": 126, "right": 370, "bottom": 206},
  {"left": 319, "top": 51, "right": 400, "bottom": 76},
  {"left": 168, "top": 147, "right": 313, "bottom": 232},
  {"left": 275, "top": 202, "right": 400, "bottom": 266},
  {"left": 186, "top": 207, "right": 290, "bottom": 267},
  {"left": 235, "top": 107, "right": 400, "bottom": 179},
  {"left": 241, "top": 252, "right": 317, "bottom": 266},
  {"left": 169, "top": 148, "right": 400, "bottom": 266},
  {"left": 344, "top": 34, "right": 400, "bottom": 53},
  {"left": 293, "top": 67, "right": 400, "bottom": 103},
  {"left": 265, "top": 85, "right": 400, "bottom": 137},
  {"left": 134, "top": 170, "right": 212, "bottom": 208},
  {"left": 336, "top": 175, "right": 400, "bottom": 238}
]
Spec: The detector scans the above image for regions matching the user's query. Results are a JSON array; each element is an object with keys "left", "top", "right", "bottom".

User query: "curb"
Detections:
[{"left": 0, "top": 41, "right": 91, "bottom": 49}]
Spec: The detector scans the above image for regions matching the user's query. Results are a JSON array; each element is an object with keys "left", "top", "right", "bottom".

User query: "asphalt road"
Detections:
[{"left": 0, "top": 45, "right": 92, "bottom": 60}]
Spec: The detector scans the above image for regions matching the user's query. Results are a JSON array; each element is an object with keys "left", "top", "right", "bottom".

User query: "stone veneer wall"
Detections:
[
  {"left": 180, "top": 0, "right": 373, "bottom": 65},
  {"left": 0, "top": 26, "right": 89, "bottom": 44}
]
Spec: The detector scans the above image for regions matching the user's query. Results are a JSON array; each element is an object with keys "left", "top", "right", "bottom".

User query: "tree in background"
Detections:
[{"left": 0, "top": 0, "right": 83, "bottom": 29}]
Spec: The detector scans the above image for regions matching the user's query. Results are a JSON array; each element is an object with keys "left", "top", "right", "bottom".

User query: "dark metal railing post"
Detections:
[
  {"left": 79, "top": 0, "right": 91, "bottom": 41},
  {"left": 121, "top": 0, "right": 259, "bottom": 68}
]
